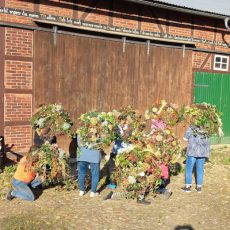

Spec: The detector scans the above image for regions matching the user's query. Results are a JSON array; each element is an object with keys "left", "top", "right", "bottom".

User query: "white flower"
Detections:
[
  {"left": 55, "top": 104, "right": 62, "bottom": 112},
  {"left": 117, "top": 143, "right": 134, "bottom": 154},
  {"left": 62, "top": 122, "right": 71, "bottom": 130},
  {"left": 37, "top": 118, "right": 46, "bottom": 127},
  {"left": 218, "top": 127, "right": 224, "bottom": 137},
  {"left": 152, "top": 107, "right": 158, "bottom": 113},
  {"left": 102, "top": 120, "right": 108, "bottom": 126},
  {"left": 139, "top": 172, "right": 145, "bottom": 177},
  {"left": 117, "top": 125, "right": 124, "bottom": 136},
  {"left": 58, "top": 149, "right": 65, "bottom": 159},
  {"left": 128, "top": 176, "right": 136, "bottom": 184}
]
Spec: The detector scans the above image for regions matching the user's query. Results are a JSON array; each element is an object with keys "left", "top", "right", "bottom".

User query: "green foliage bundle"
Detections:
[
  {"left": 35, "top": 142, "right": 68, "bottom": 186},
  {"left": 112, "top": 146, "right": 162, "bottom": 198},
  {"left": 30, "top": 104, "right": 73, "bottom": 137},
  {"left": 180, "top": 103, "right": 223, "bottom": 136},
  {"left": 76, "top": 111, "right": 117, "bottom": 151},
  {"left": 144, "top": 100, "right": 180, "bottom": 126}
]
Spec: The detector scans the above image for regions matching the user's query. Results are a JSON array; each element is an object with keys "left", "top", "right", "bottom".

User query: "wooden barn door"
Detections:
[{"left": 34, "top": 31, "right": 192, "bottom": 152}]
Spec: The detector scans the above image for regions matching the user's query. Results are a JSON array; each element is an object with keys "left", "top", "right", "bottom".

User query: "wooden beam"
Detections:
[
  {"left": 4, "top": 89, "right": 33, "bottom": 94},
  {"left": 191, "top": 15, "right": 195, "bottom": 38},
  {"left": 149, "top": 8, "right": 164, "bottom": 34},
  {"left": 78, "top": 0, "right": 100, "bottom": 21},
  {"left": 0, "top": 0, "right": 5, "bottom": 7},
  {"left": 0, "top": 27, "right": 5, "bottom": 136},
  {"left": 5, "top": 55, "right": 33, "bottom": 62},
  {"left": 200, "top": 53, "right": 211, "bottom": 69},
  {"left": 5, "top": 121, "right": 30, "bottom": 126},
  {"left": 34, "top": 0, "right": 40, "bottom": 12},
  {"left": 193, "top": 68, "right": 230, "bottom": 74},
  {"left": 108, "top": 0, "right": 114, "bottom": 26},
  {"left": 211, "top": 20, "right": 218, "bottom": 70},
  {"left": 72, "top": 0, "right": 78, "bottom": 18}
]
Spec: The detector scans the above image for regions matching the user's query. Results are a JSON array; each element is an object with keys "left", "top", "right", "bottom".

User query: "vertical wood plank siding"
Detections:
[{"left": 34, "top": 31, "right": 192, "bottom": 148}]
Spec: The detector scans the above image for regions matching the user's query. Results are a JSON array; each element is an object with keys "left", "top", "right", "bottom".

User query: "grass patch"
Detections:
[
  {"left": 0, "top": 165, "right": 17, "bottom": 198},
  {"left": 210, "top": 147, "right": 230, "bottom": 165}
]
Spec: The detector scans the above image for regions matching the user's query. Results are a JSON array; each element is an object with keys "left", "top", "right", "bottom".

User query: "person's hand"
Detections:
[
  {"left": 36, "top": 173, "right": 45, "bottom": 182},
  {"left": 105, "top": 155, "right": 110, "bottom": 161},
  {"left": 40, "top": 175, "right": 45, "bottom": 183},
  {"left": 40, "top": 127, "right": 51, "bottom": 136}
]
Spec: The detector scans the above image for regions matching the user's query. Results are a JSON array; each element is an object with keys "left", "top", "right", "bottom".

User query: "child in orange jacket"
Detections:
[{"left": 6, "top": 146, "right": 43, "bottom": 201}]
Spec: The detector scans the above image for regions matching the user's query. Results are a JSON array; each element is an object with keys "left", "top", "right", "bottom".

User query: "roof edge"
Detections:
[{"left": 124, "top": 0, "right": 228, "bottom": 19}]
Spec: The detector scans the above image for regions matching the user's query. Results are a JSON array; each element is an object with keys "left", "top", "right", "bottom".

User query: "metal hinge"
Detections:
[{"left": 194, "top": 84, "right": 209, "bottom": 88}]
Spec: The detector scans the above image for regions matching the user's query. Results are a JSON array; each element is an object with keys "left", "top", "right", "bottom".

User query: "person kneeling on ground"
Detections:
[{"left": 6, "top": 146, "right": 43, "bottom": 201}]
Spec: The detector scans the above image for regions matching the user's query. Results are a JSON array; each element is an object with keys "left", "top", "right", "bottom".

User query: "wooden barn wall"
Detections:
[{"left": 34, "top": 31, "right": 192, "bottom": 151}]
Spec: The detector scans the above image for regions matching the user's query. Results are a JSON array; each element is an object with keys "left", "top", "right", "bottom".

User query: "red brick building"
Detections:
[{"left": 0, "top": 0, "right": 230, "bottom": 158}]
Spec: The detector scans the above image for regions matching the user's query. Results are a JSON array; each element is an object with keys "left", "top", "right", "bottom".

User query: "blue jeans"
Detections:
[
  {"left": 156, "top": 179, "right": 169, "bottom": 194},
  {"left": 185, "top": 156, "right": 206, "bottom": 186},
  {"left": 12, "top": 177, "right": 42, "bottom": 201},
  {"left": 77, "top": 161, "right": 100, "bottom": 193}
]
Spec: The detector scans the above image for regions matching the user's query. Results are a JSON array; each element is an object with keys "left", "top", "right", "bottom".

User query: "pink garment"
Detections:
[
  {"left": 160, "top": 163, "right": 169, "bottom": 179},
  {"left": 151, "top": 119, "right": 167, "bottom": 131}
]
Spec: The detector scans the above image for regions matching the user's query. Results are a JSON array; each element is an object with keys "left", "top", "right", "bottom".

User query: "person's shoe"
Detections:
[
  {"left": 163, "top": 189, "right": 173, "bottom": 199},
  {"left": 103, "top": 191, "right": 114, "bottom": 200},
  {"left": 136, "top": 198, "right": 151, "bottom": 205},
  {"left": 181, "top": 186, "right": 192, "bottom": 193},
  {"left": 90, "top": 192, "right": 99, "bottom": 198},
  {"left": 79, "top": 190, "right": 85, "bottom": 196},
  {"left": 196, "top": 187, "right": 202, "bottom": 193},
  {"left": 6, "top": 189, "right": 14, "bottom": 201},
  {"left": 33, "top": 184, "right": 43, "bottom": 190},
  {"left": 107, "top": 183, "right": 116, "bottom": 190}
]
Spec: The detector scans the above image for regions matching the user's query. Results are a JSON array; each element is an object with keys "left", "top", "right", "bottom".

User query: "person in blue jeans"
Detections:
[
  {"left": 106, "top": 139, "right": 124, "bottom": 189},
  {"left": 182, "top": 125, "right": 210, "bottom": 193},
  {"left": 77, "top": 136, "right": 101, "bottom": 197},
  {"left": 10, "top": 176, "right": 42, "bottom": 201},
  {"left": 6, "top": 146, "right": 43, "bottom": 201}
]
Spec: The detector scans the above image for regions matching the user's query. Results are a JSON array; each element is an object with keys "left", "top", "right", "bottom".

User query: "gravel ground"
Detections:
[{"left": 0, "top": 150, "right": 229, "bottom": 230}]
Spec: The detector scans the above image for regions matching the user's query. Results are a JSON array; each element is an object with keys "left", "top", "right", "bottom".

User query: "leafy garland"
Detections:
[
  {"left": 144, "top": 100, "right": 180, "bottom": 126},
  {"left": 76, "top": 111, "right": 117, "bottom": 150},
  {"left": 35, "top": 142, "right": 68, "bottom": 186},
  {"left": 75, "top": 101, "right": 223, "bottom": 198},
  {"left": 27, "top": 102, "right": 223, "bottom": 196},
  {"left": 112, "top": 106, "right": 146, "bottom": 144},
  {"left": 75, "top": 103, "right": 181, "bottom": 198},
  {"left": 180, "top": 103, "right": 223, "bottom": 136},
  {"left": 112, "top": 146, "right": 163, "bottom": 199},
  {"left": 30, "top": 104, "right": 73, "bottom": 137},
  {"left": 110, "top": 111, "right": 181, "bottom": 198}
]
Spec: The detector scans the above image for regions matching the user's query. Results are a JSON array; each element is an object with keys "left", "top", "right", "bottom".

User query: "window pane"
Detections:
[
  {"left": 222, "top": 64, "right": 227, "bottom": 69},
  {"left": 215, "top": 63, "right": 221, "bottom": 68},
  {"left": 222, "top": 58, "right": 228, "bottom": 63},
  {"left": 216, "top": 57, "right": 221, "bottom": 62}
]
